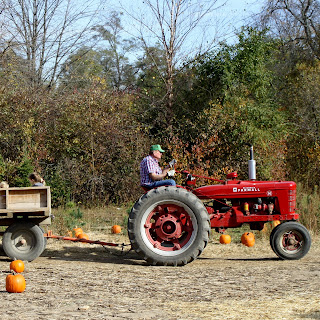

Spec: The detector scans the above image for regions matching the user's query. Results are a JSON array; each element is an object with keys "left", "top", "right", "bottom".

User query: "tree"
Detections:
[
  {"left": 0, "top": 0, "right": 102, "bottom": 88},
  {"left": 59, "top": 47, "right": 105, "bottom": 89},
  {"left": 136, "top": 45, "right": 167, "bottom": 91},
  {"left": 258, "top": 1, "right": 320, "bottom": 186},
  {"left": 172, "top": 27, "right": 289, "bottom": 180},
  {"left": 93, "top": 11, "right": 137, "bottom": 90},
  {"left": 123, "top": 0, "right": 224, "bottom": 124},
  {"left": 134, "top": 44, "right": 167, "bottom": 131},
  {"left": 260, "top": 0, "right": 320, "bottom": 60},
  {"left": 279, "top": 61, "right": 320, "bottom": 186},
  {"left": 0, "top": 47, "right": 27, "bottom": 88}
]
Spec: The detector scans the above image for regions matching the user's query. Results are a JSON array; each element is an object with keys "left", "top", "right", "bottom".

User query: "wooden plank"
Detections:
[
  {"left": 0, "top": 186, "right": 51, "bottom": 226},
  {"left": 0, "top": 187, "right": 50, "bottom": 213},
  {"left": 7, "top": 188, "right": 49, "bottom": 210},
  {"left": 8, "top": 192, "right": 41, "bottom": 209},
  {"left": 0, "top": 189, "right": 6, "bottom": 209}
]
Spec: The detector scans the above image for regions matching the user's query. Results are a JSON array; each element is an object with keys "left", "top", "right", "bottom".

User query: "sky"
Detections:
[
  {"left": 223, "top": 0, "right": 261, "bottom": 20},
  {"left": 104, "top": 1, "right": 261, "bottom": 29},
  {"left": 220, "top": 0, "right": 262, "bottom": 36},
  {"left": 95, "top": 0, "right": 263, "bottom": 63},
  {"left": 111, "top": 0, "right": 261, "bottom": 40}
]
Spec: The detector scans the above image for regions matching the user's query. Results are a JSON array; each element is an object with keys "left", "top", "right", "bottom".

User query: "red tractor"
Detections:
[{"left": 128, "top": 146, "right": 311, "bottom": 266}]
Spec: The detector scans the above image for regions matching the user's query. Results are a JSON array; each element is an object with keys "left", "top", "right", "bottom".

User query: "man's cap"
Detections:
[{"left": 150, "top": 144, "right": 165, "bottom": 152}]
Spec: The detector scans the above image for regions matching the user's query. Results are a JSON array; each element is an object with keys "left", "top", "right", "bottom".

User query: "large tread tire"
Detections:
[
  {"left": 270, "top": 221, "right": 311, "bottom": 260},
  {"left": 269, "top": 222, "right": 279, "bottom": 254},
  {"left": 128, "top": 186, "right": 210, "bottom": 266},
  {"left": 2, "top": 222, "right": 46, "bottom": 261}
]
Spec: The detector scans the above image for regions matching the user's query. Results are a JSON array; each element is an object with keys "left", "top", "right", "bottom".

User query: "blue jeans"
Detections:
[{"left": 142, "top": 179, "right": 176, "bottom": 189}]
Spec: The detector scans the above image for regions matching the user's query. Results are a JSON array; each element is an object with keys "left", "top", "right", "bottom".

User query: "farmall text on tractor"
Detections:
[{"left": 127, "top": 146, "right": 311, "bottom": 266}]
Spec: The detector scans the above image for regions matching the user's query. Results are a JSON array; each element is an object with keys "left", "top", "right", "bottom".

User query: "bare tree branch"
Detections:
[
  {"left": 0, "top": 0, "right": 103, "bottom": 88},
  {"left": 260, "top": 0, "right": 320, "bottom": 59},
  {"left": 121, "top": 0, "right": 225, "bottom": 121}
]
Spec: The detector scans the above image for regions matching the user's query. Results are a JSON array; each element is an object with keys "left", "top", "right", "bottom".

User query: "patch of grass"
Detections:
[{"left": 50, "top": 204, "right": 131, "bottom": 236}]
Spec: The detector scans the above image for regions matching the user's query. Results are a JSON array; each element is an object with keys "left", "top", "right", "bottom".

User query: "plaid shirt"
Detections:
[{"left": 140, "top": 155, "right": 162, "bottom": 185}]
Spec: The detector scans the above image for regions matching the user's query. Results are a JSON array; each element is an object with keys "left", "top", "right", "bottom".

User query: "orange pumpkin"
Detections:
[
  {"left": 74, "top": 228, "right": 83, "bottom": 238},
  {"left": 111, "top": 225, "right": 121, "bottom": 234},
  {"left": 6, "top": 274, "right": 26, "bottom": 293},
  {"left": 272, "top": 220, "right": 281, "bottom": 228},
  {"left": 10, "top": 260, "right": 25, "bottom": 273},
  {"left": 219, "top": 234, "right": 231, "bottom": 244},
  {"left": 241, "top": 232, "right": 255, "bottom": 247},
  {"left": 77, "top": 233, "right": 89, "bottom": 240}
]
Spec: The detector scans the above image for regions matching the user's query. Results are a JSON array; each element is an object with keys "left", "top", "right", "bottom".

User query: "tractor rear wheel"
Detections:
[
  {"left": 269, "top": 221, "right": 311, "bottom": 260},
  {"left": 128, "top": 186, "right": 210, "bottom": 266}
]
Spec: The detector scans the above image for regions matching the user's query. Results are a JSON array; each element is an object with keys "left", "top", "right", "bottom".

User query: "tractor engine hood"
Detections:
[{"left": 193, "top": 180, "right": 297, "bottom": 200}]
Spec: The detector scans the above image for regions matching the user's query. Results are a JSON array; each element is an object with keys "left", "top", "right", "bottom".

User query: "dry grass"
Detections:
[
  {"left": 297, "top": 183, "right": 320, "bottom": 235},
  {"left": 49, "top": 205, "right": 130, "bottom": 236}
]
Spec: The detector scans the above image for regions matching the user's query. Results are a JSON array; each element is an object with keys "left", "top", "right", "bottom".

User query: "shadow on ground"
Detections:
[
  {"left": 0, "top": 242, "right": 146, "bottom": 265},
  {"left": 43, "top": 245, "right": 145, "bottom": 266},
  {"left": 0, "top": 242, "right": 281, "bottom": 266}
]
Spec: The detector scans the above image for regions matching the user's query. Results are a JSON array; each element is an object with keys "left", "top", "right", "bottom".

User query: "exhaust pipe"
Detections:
[{"left": 248, "top": 145, "right": 256, "bottom": 181}]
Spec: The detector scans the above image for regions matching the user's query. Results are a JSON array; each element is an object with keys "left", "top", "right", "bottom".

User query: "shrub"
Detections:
[{"left": 297, "top": 183, "right": 320, "bottom": 234}]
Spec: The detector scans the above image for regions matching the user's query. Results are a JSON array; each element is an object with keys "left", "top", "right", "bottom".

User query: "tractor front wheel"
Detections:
[
  {"left": 128, "top": 186, "right": 210, "bottom": 266},
  {"left": 270, "top": 221, "right": 311, "bottom": 260}
]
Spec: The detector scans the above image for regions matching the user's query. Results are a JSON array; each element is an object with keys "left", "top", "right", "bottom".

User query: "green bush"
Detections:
[{"left": 13, "top": 157, "right": 34, "bottom": 187}]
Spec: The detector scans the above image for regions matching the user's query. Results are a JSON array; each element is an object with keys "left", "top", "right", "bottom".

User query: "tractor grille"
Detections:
[{"left": 288, "top": 189, "right": 296, "bottom": 212}]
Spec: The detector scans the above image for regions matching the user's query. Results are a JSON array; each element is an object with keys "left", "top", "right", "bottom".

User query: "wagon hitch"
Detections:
[{"left": 44, "top": 230, "right": 132, "bottom": 255}]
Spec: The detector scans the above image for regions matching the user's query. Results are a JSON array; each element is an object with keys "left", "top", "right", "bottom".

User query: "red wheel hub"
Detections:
[
  {"left": 154, "top": 214, "right": 182, "bottom": 241},
  {"left": 144, "top": 204, "right": 194, "bottom": 251}
]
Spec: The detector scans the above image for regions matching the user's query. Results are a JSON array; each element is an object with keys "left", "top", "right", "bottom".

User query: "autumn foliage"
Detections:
[
  {"left": 0, "top": 83, "right": 150, "bottom": 205},
  {"left": 0, "top": 25, "right": 320, "bottom": 237}
]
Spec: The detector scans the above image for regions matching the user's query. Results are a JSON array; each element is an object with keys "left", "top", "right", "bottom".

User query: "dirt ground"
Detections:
[{"left": 0, "top": 232, "right": 319, "bottom": 320}]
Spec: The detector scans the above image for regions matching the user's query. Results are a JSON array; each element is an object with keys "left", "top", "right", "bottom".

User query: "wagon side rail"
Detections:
[{"left": 0, "top": 186, "right": 51, "bottom": 226}]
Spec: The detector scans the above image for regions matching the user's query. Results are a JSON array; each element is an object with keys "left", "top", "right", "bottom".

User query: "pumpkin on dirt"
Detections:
[
  {"left": 241, "top": 232, "right": 255, "bottom": 247},
  {"left": 77, "top": 233, "right": 89, "bottom": 240},
  {"left": 6, "top": 274, "right": 26, "bottom": 293},
  {"left": 10, "top": 260, "right": 25, "bottom": 273},
  {"left": 73, "top": 228, "right": 83, "bottom": 238},
  {"left": 111, "top": 225, "right": 121, "bottom": 234},
  {"left": 272, "top": 220, "right": 281, "bottom": 228},
  {"left": 219, "top": 234, "right": 231, "bottom": 244}
]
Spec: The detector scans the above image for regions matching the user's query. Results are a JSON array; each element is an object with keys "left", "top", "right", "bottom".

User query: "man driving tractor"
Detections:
[{"left": 140, "top": 144, "right": 176, "bottom": 189}]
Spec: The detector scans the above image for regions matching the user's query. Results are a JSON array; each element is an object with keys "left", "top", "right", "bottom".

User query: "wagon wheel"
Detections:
[
  {"left": 2, "top": 222, "right": 46, "bottom": 261},
  {"left": 128, "top": 186, "right": 210, "bottom": 266},
  {"left": 269, "top": 221, "right": 311, "bottom": 260}
]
